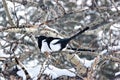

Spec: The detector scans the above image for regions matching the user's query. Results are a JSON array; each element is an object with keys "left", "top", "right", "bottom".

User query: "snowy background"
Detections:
[{"left": 0, "top": 0, "right": 120, "bottom": 80}]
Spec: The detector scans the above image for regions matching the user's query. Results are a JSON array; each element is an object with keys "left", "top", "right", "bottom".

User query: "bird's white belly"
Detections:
[
  {"left": 50, "top": 40, "right": 61, "bottom": 51},
  {"left": 41, "top": 40, "right": 52, "bottom": 53}
]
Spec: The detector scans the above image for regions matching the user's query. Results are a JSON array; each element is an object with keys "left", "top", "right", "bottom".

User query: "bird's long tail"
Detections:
[
  {"left": 67, "top": 47, "right": 95, "bottom": 52},
  {"left": 69, "top": 27, "right": 89, "bottom": 40}
]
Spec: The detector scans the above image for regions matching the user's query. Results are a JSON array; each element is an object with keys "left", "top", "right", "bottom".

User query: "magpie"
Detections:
[{"left": 36, "top": 27, "right": 91, "bottom": 53}]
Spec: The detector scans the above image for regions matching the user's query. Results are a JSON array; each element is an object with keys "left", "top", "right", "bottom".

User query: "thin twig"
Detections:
[{"left": 2, "top": 0, "right": 15, "bottom": 26}]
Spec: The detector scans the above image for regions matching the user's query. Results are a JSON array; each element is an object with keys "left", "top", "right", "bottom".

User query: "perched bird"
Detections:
[{"left": 36, "top": 27, "right": 90, "bottom": 53}]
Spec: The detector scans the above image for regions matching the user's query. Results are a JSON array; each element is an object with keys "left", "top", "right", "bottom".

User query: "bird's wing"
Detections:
[
  {"left": 54, "top": 38, "right": 70, "bottom": 50},
  {"left": 45, "top": 37, "right": 60, "bottom": 50}
]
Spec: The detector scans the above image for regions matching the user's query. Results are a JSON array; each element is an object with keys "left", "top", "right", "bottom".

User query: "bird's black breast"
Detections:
[
  {"left": 38, "top": 39, "right": 42, "bottom": 50},
  {"left": 36, "top": 36, "right": 47, "bottom": 50}
]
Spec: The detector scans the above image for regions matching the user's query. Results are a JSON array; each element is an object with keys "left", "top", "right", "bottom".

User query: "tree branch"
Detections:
[{"left": 2, "top": 0, "right": 15, "bottom": 26}]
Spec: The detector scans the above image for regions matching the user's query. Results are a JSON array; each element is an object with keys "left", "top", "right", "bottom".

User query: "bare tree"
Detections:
[{"left": 0, "top": 0, "right": 120, "bottom": 80}]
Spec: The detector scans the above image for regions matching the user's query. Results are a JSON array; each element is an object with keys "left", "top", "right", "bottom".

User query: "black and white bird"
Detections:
[{"left": 36, "top": 27, "right": 93, "bottom": 53}]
